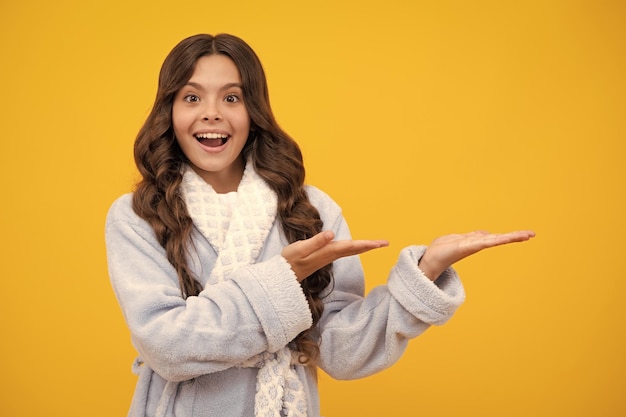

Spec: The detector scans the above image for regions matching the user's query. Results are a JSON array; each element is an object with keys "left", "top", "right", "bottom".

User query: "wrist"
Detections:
[{"left": 418, "top": 256, "right": 443, "bottom": 282}]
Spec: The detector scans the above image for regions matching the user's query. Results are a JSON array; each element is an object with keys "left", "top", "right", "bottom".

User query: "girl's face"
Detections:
[{"left": 172, "top": 54, "right": 251, "bottom": 193}]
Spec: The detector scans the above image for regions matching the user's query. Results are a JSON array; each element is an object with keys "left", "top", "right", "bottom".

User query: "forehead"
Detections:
[{"left": 189, "top": 54, "right": 242, "bottom": 84}]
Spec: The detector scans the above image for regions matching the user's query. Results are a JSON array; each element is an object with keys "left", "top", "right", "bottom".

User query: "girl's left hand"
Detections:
[{"left": 417, "top": 230, "right": 536, "bottom": 281}]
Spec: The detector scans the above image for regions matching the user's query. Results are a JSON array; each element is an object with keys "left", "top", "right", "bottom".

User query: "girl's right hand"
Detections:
[{"left": 282, "top": 231, "right": 389, "bottom": 282}]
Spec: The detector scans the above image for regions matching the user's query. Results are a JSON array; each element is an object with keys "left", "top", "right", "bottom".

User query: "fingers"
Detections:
[
  {"left": 422, "top": 229, "right": 536, "bottom": 279},
  {"left": 490, "top": 230, "right": 535, "bottom": 244},
  {"left": 282, "top": 232, "right": 388, "bottom": 282},
  {"left": 290, "top": 230, "right": 335, "bottom": 258},
  {"left": 302, "top": 238, "right": 388, "bottom": 269},
  {"left": 324, "top": 239, "right": 389, "bottom": 260},
  {"left": 290, "top": 231, "right": 387, "bottom": 261},
  {"left": 471, "top": 230, "right": 536, "bottom": 250},
  {"left": 287, "top": 229, "right": 535, "bottom": 282}
]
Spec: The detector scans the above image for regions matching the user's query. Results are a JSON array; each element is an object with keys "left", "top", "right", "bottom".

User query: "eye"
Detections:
[
  {"left": 183, "top": 94, "right": 200, "bottom": 103},
  {"left": 224, "top": 93, "right": 241, "bottom": 103}
]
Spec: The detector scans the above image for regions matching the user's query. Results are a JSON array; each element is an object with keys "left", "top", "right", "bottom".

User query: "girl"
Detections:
[{"left": 105, "top": 33, "right": 534, "bottom": 417}]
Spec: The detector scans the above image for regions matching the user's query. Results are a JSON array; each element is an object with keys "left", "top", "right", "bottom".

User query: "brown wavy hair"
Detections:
[{"left": 132, "top": 33, "right": 332, "bottom": 365}]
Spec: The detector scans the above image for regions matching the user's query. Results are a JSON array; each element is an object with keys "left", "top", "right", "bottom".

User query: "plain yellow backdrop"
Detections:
[{"left": 1, "top": 0, "right": 624, "bottom": 416}]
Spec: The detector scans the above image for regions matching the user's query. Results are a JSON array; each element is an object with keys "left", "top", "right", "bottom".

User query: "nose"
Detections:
[{"left": 201, "top": 101, "right": 222, "bottom": 122}]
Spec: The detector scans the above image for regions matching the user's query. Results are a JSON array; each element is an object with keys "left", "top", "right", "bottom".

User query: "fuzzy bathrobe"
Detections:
[{"left": 105, "top": 163, "right": 466, "bottom": 417}]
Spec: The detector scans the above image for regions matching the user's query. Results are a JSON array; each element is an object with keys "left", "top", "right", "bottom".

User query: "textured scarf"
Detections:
[{"left": 177, "top": 160, "right": 308, "bottom": 417}]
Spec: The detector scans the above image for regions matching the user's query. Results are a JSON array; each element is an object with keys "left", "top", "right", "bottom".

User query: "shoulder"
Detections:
[
  {"left": 105, "top": 193, "right": 164, "bottom": 252},
  {"left": 305, "top": 185, "right": 343, "bottom": 223},
  {"left": 106, "top": 193, "right": 133, "bottom": 217},
  {"left": 105, "top": 193, "right": 145, "bottom": 230}
]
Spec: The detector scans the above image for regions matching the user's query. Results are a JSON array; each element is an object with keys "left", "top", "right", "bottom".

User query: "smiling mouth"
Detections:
[{"left": 195, "top": 132, "right": 230, "bottom": 147}]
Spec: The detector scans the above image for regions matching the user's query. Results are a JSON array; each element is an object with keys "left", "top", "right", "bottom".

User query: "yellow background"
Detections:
[{"left": 1, "top": 0, "right": 624, "bottom": 416}]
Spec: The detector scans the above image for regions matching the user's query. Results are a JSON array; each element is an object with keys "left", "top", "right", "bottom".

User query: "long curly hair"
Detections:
[{"left": 132, "top": 33, "right": 332, "bottom": 365}]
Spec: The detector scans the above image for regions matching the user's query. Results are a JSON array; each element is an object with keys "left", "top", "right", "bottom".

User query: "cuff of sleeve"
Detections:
[
  {"left": 388, "top": 245, "right": 466, "bottom": 325},
  {"left": 237, "top": 255, "right": 313, "bottom": 352}
]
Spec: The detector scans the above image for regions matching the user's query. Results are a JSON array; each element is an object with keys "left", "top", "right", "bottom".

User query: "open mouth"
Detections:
[{"left": 195, "top": 132, "right": 230, "bottom": 147}]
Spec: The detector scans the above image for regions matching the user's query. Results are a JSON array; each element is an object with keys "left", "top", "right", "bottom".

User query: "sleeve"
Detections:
[
  {"left": 306, "top": 187, "right": 466, "bottom": 380},
  {"left": 104, "top": 195, "right": 312, "bottom": 382}
]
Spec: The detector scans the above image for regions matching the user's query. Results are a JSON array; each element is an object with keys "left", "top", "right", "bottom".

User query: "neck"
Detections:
[{"left": 192, "top": 157, "right": 245, "bottom": 193}]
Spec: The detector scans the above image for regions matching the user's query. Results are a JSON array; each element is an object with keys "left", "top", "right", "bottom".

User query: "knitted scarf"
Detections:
[{"left": 179, "top": 161, "right": 308, "bottom": 417}]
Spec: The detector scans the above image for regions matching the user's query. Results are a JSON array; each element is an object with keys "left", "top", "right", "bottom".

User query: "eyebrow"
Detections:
[{"left": 184, "top": 81, "right": 243, "bottom": 91}]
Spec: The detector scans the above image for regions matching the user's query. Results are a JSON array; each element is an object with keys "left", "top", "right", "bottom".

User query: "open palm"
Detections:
[
  {"left": 283, "top": 229, "right": 535, "bottom": 282},
  {"left": 418, "top": 230, "right": 536, "bottom": 280}
]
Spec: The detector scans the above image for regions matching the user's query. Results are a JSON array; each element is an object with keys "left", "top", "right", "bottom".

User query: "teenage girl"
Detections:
[{"left": 105, "top": 33, "right": 534, "bottom": 417}]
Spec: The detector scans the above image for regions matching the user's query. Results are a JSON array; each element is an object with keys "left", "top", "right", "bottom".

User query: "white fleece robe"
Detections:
[{"left": 105, "top": 185, "right": 466, "bottom": 417}]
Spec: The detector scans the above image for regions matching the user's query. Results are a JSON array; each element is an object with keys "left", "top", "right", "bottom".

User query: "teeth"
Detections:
[{"left": 196, "top": 133, "right": 228, "bottom": 139}]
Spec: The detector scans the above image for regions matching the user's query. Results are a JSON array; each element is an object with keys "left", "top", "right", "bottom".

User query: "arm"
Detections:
[
  {"left": 315, "top": 213, "right": 466, "bottom": 380},
  {"left": 284, "top": 187, "right": 534, "bottom": 380},
  {"left": 105, "top": 195, "right": 312, "bottom": 382}
]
